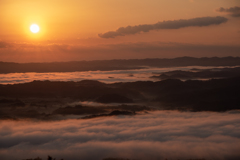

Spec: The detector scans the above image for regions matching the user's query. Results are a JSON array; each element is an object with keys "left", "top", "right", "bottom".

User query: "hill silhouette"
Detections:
[{"left": 1, "top": 57, "right": 240, "bottom": 73}]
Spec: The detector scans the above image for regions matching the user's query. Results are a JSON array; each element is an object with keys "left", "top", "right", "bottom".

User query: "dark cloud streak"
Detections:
[
  {"left": 99, "top": 16, "right": 228, "bottom": 38},
  {"left": 217, "top": 6, "right": 240, "bottom": 17}
]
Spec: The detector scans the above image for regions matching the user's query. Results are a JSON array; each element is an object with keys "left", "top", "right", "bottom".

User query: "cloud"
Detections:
[
  {"left": 217, "top": 6, "right": 240, "bottom": 17},
  {"left": 0, "top": 41, "right": 11, "bottom": 48},
  {"left": 0, "top": 42, "right": 240, "bottom": 62},
  {"left": 0, "top": 111, "right": 240, "bottom": 160},
  {"left": 98, "top": 16, "right": 228, "bottom": 38}
]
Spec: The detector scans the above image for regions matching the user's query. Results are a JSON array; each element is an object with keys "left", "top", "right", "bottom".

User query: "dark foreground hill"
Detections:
[{"left": 0, "top": 76, "right": 240, "bottom": 115}]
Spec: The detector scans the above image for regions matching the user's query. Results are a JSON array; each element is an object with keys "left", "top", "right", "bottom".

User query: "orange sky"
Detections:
[{"left": 0, "top": 0, "right": 239, "bottom": 62}]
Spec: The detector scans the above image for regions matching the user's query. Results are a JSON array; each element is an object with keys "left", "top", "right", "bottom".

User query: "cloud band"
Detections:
[
  {"left": 99, "top": 16, "right": 228, "bottom": 38},
  {"left": 217, "top": 6, "right": 240, "bottom": 17}
]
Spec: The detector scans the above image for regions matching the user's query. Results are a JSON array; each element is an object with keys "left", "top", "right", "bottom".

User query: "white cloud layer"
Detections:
[
  {"left": 0, "top": 110, "right": 240, "bottom": 160},
  {"left": 0, "top": 66, "right": 225, "bottom": 84}
]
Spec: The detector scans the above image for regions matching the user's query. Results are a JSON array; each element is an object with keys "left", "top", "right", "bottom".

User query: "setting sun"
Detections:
[{"left": 30, "top": 24, "right": 40, "bottom": 33}]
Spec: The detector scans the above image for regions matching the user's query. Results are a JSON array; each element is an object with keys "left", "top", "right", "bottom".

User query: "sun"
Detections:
[{"left": 30, "top": 24, "right": 40, "bottom": 33}]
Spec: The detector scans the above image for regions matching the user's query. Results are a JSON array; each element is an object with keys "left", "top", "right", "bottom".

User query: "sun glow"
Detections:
[{"left": 30, "top": 24, "right": 40, "bottom": 33}]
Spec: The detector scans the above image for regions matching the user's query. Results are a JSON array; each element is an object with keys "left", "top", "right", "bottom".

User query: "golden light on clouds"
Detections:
[
  {"left": 0, "top": 0, "right": 239, "bottom": 62},
  {"left": 30, "top": 24, "right": 40, "bottom": 33}
]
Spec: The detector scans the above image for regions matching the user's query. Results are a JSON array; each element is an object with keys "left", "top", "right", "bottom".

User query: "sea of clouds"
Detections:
[
  {"left": 0, "top": 66, "right": 230, "bottom": 84},
  {"left": 0, "top": 110, "right": 240, "bottom": 160}
]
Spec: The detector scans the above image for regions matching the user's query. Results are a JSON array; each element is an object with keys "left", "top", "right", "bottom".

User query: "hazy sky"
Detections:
[{"left": 0, "top": 0, "right": 240, "bottom": 62}]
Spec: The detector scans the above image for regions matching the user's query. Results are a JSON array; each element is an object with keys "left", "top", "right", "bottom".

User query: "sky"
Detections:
[{"left": 0, "top": 0, "right": 240, "bottom": 62}]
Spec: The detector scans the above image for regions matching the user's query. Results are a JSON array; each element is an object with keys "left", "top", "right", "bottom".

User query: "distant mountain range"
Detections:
[{"left": 1, "top": 57, "right": 240, "bottom": 73}]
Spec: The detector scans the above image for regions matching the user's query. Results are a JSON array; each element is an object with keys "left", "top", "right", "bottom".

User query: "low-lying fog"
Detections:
[
  {"left": 0, "top": 66, "right": 234, "bottom": 84},
  {"left": 0, "top": 110, "right": 240, "bottom": 160},
  {"left": 1, "top": 63, "right": 240, "bottom": 160}
]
